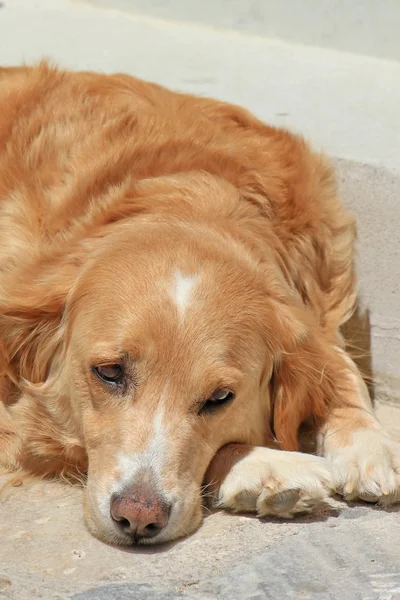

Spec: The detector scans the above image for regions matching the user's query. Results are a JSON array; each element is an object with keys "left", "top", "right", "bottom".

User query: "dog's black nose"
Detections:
[{"left": 110, "top": 491, "right": 170, "bottom": 542}]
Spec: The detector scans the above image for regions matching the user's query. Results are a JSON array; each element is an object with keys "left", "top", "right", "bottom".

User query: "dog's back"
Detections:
[{"left": 0, "top": 63, "right": 355, "bottom": 326}]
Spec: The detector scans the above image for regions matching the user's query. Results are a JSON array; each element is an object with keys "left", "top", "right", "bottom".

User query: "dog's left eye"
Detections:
[
  {"left": 200, "top": 389, "right": 235, "bottom": 413},
  {"left": 93, "top": 364, "right": 124, "bottom": 385}
]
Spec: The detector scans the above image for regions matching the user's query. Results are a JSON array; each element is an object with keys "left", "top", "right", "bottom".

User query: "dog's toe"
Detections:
[{"left": 216, "top": 447, "right": 334, "bottom": 519}]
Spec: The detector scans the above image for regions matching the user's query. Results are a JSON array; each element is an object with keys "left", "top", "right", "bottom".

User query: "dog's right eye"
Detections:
[
  {"left": 92, "top": 364, "right": 124, "bottom": 385},
  {"left": 199, "top": 389, "right": 235, "bottom": 414}
]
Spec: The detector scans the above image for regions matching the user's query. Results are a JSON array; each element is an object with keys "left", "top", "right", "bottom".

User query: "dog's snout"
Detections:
[{"left": 110, "top": 490, "right": 171, "bottom": 542}]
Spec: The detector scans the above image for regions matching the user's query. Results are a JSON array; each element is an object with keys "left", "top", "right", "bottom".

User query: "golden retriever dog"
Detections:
[{"left": 0, "top": 63, "right": 399, "bottom": 546}]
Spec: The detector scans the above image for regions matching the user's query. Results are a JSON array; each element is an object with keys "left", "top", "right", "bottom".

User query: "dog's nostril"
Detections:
[
  {"left": 143, "top": 522, "right": 161, "bottom": 536},
  {"left": 115, "top": 516, "right": 131, "bottom": 531}
]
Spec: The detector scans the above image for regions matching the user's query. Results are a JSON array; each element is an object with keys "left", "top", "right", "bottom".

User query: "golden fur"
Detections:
[{"left": 0, "top": 63, "right": 398, "bottom": 545}]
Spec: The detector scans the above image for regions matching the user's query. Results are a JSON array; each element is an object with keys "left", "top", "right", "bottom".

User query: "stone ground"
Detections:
[{"left": 0, "top": 1, "right": 400, "bottom": 598}]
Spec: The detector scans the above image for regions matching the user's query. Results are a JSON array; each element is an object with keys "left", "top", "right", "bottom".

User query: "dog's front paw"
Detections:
[
  {"left": 327, "top": 429, "right": 400, "bottom": 506},
  {"left": 215, "top": 447, "right": 334, "bottom": 519}
]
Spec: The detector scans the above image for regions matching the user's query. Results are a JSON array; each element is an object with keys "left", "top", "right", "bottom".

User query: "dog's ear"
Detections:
[
  {"left": 0, "top": 249, "right": 85, "bottom": 385},
  {"left": 266, "top": 298, "right": 349, "bottom": 451}
]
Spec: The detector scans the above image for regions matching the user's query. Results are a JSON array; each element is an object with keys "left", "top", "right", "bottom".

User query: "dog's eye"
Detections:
[
  {"left": 200, "top": 389, "right": 235, "bottom": 413},
  {"left": 93, "top": 364, "right": 124, "bottom": 385}
]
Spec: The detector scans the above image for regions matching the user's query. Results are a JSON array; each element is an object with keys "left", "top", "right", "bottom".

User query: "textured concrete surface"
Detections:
[
  {"left": 71, "top": 514, "right": 400, "bottom": 600},
  {"left": 0, "top": 1, "right": 399, "bottom": 599},
  {"left": 1, "top": 403, "right": 399, "bottom": 600}
]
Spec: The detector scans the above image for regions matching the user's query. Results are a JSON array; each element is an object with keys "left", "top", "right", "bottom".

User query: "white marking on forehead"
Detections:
[{"left": 170, "top": 270, "right": 200, "bottom": 319}]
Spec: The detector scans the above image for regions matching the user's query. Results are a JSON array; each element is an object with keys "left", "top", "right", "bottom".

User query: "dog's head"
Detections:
[
  {"left": 1, "top": 174, "right": 340, "bottom": 545},
  {"left": 66, "top": 214, "right": 278, "bottom": 545}
]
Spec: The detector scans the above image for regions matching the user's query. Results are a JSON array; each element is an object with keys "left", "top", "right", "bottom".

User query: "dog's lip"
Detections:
[
  {"left": 114, "top": 527, "right": 173, "bottom": 548},
  {"left": 130, "top": 532, "right": 166, "bottom": 546}
]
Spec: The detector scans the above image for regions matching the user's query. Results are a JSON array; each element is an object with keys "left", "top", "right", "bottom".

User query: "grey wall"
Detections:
[{"left": 88, "top": 0, "right": 400, "bottom": 61}]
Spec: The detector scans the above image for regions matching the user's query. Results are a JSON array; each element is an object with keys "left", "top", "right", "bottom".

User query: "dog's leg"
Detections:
[
  {"left": 205, "top": 443, "right": 334, "bottom": 518},
  {"left": 318, "top": 348, "right": 400, "bottom": 505}
]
